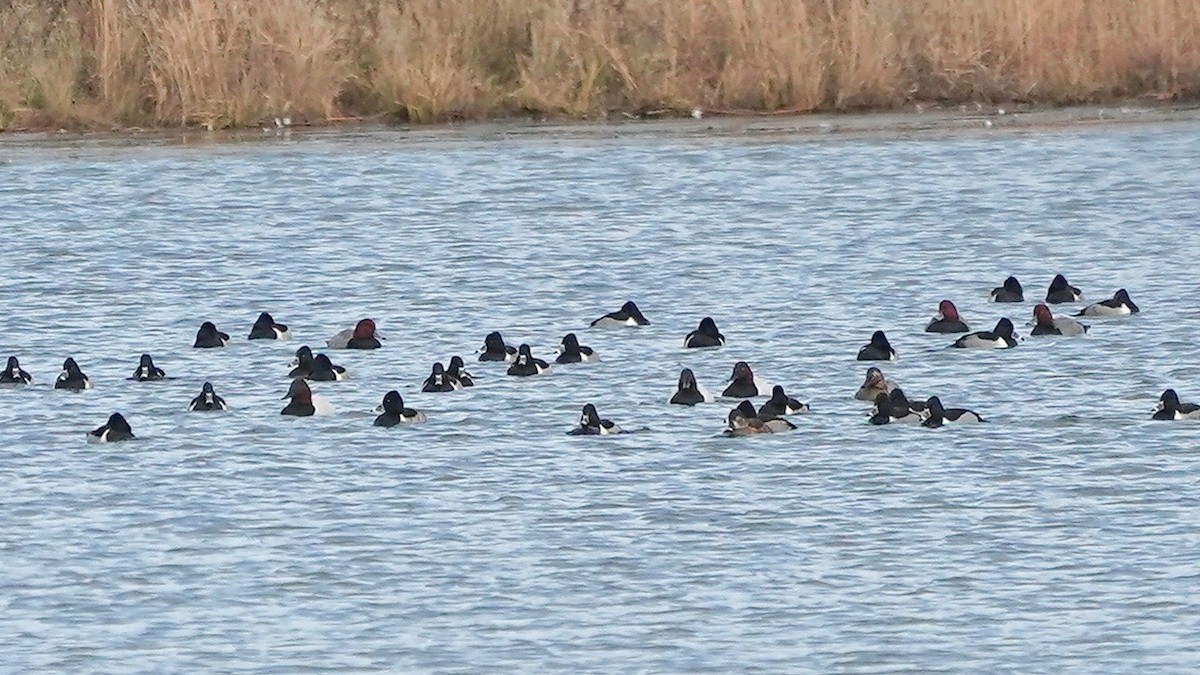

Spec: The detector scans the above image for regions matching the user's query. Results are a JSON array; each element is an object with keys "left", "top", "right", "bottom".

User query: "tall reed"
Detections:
[{"left": 2, "top": 0, "right": 1198, "bottom": 129}]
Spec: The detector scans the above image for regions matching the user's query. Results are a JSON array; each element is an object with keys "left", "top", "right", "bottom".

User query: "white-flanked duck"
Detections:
[
  {"left": 857, "top": 331, "right": 896, "bottom": 361},
  {"left": 479, "top": 331, "right": 518, "bottom": 362},
  {"left": 1077, "top": 289, "right": 1139, "bottom": 317},
  {"left": 920, "top": 396, "right": 985, "bottom": 427},
  {"left": 507, "top": 344, "right": 550, "bottom": 377},
  {"left": 669, "top": 368, "right": 715, "bottom": 406},
  {"left": 55, "top": 357, "right": 93, "bottom": 391},
  {"left": 188, "top": 382, "right": 228, "bottom": 411},
  {"left": 758, "top": 386, "right": 810, "bottom": 418},
  {"left": 374, "top": 391, "right": 427, "bottom": 426},
  {"left": 422, "top": 362, "right": 463, "bottom": 392},
  {"left": 684, "top": 317, "right": 725, "bottom": 349},
  {"left": 248, "top": 312, "right": 291, "bottom": 340},
  {"left": 1152, "top": 389, "right": 1200, "bottom": 421},
  {"left": 129, "top": 354, "right": 167, "bottom": 381},
  {"left": 87, "top": 413, "right": 134, "bottom": 443},
  {"left": 447, "top": 356, "right": 475, "bottom": 386},
  {"left": 953, "top": 318, "right": 1018, "bottom": 349},
  {"left": 555, "top": 333, "right": 599, "bottom": 364},
  {"left": 0, "top": 356, "right": 32, "bottom": 386},
  {"left": 591, "top": 301, "right": 650, "bottom": 327},
  {"left": 1045, "top": 274, "right": 1083, "bottom": 304},
  {"left": 989, "top": 276, "right": 1024, "bottom": 302},
  {"left": 567, "top": 404, "right": 625, "bottom": 435},
  {"left": 194, "top": 321, "right": 229, "bottom": 348}
]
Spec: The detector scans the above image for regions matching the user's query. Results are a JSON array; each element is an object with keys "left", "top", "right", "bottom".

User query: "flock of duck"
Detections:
[{"left": 0, "top": 273, "right": 1188, "bottom": 442}]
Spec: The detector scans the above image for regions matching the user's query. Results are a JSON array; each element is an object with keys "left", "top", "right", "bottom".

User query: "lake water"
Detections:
[{"left": 2, "top": 110, "right": 1200, "bottom": 671}]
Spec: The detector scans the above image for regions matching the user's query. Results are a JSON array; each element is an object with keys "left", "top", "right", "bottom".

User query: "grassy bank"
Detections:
[{"left": 2, "top": 0, "right": 1199, "bottom": 131}]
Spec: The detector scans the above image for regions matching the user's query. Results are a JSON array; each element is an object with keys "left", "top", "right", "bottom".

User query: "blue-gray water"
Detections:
[{"left": 2, "top": 114, "right": 1200, "bottom": 672}]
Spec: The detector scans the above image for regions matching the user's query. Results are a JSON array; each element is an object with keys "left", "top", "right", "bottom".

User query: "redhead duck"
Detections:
[
  {"left": 281, "top": 379, "right": 334, "bottom": 416},
  {"left": 722, "top": 361, "right": 771, "bottom": 398},
  {"left": 925, "top": 300, "right": 970, "bottom": 333},
  {"left": 1030, "top": 304, "right": 1088, "bottom": 336}
]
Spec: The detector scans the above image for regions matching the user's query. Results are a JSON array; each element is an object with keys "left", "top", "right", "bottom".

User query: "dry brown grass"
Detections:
[{"left": 2, "top": 0, "right": 1199, "bottom": 130}]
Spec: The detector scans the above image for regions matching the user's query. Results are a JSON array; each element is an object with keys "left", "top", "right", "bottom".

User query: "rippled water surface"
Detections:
[{"left": 3, "top": 114, "right": 1200, "bottom": 671}]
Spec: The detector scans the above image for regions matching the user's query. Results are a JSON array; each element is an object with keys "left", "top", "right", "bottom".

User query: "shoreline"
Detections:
[{"left": 2, "top": 101, "right": 1199, "bottom": 150}]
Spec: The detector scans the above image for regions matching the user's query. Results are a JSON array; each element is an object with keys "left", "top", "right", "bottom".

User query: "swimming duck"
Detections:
[
  {"left": 920, "top": 396, "right": 985, "bottom": 427},
  {"left": 281, "top": 378, "right": 334, "bottom": 417},
  {"left": 758, "top": 385, "right": 810, "bottom": 418},
  {"left": 722, "top": 361, "right": 769, "bottom": 398},
  {"left": 0, "top": 356, "right": 32, "bottom": 386},
  {"left": 188, "top": 382, "right": 228, "bottom": 411},
  {"left": 1152, "top": 389, "right": 1200, "bottom": 420},
  {"left": 555, "top": 333, "right": 598, "bottom": 364},
  {"left": 248, "top": 312, "right": 291, "bottom": 340},
  {"left": 479, "top": 331, "right": 518, "bottom": 362},
  {"left": 869, "top": 388, "right": 923, "bottom": 425},
  {"left": 87, "top": 412, "right": 134, "bottom": 443},
  {"left": 1030, "top": 304, "right": 1088, "bottom": 336},
  {"left": 288, "top": 346, "right": 316, "bottom": 379},
  {"left": 989, "top": 276, "right": 1024, "bottom": 303},
  {"left": 447, "top": 356, "right": 475, "bottom": 387},
  {"left": 669, "top": 368, "right": 714, "bottom": 405},
  {"left": 194, "top": 321, "right": 229, "bottom": 348},
  {"left": 590, "top": 300, "right": 650, "bottom": 327},
  {"left": 507, "top": 344, "right": 550, "bottom": 377},
  {"left": 855, "top": 367, "right": 896, "bottom": 402},
  {"left": 327, "top": 319, "right": 382, "bottom": 350},
  {"left": 422, "top": 362, "right": 463, "bottom": 392},
  {"left": 857, "top": 331, "right": 896, "bottom": 361},
  {"left": 953, "top": 318, "right": 1018, "bottom": 349},
  {"left": 54, "top": 357, "right": 92, "bottom": 391},
  {"left": 567, "top": 403, "right": 625, "bottom": 435},
  {"left": 725, "top": 404, "right": 796, "bottom": 436},
  {"left": 1045, "top": 274, "right": 1083, "bottom": 304},
  {"left": 684, "top": 317, "right": 725, "bottom": 349},
  {"left": 374, "top": 391, "right": 427, "bottom": 426},
  {"left": 925, "top": 300, "right": 970, "bottom": 333},
  {"left": 129, "top": 353, "right": 166, "bottom": 381},
  {"left": 307, "top": 353, "right": 348, "bottom": 381},
  {"left": 1077, "top": 289, "right": 1139, "bottom": 317}
]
